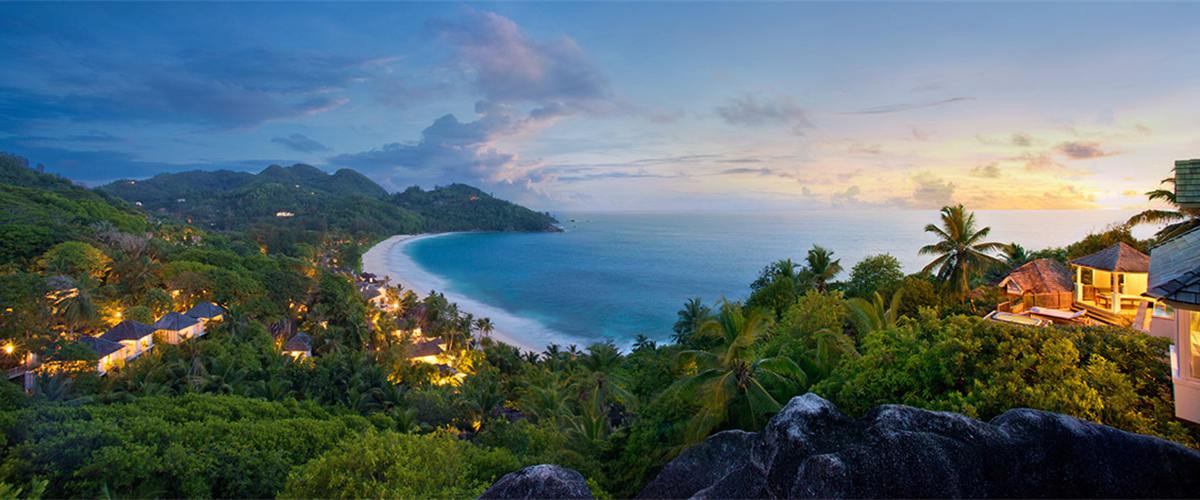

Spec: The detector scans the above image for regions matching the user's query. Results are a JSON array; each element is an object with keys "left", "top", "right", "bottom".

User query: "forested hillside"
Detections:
[
  {"left": 100, "top": 164, "right": 559, "bottom": 237},
  {"left": 0, "top": 153, "right": 149, "bottom": 266},
  {"left": 393, "top": 184, "right": 559, "bottom": 232}
]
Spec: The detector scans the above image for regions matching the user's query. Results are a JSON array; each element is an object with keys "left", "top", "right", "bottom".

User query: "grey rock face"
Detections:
[
  {"left": 637, "top": 393, "right": 1200, "bottom": 499},
  {"left": 479, "top": 464, "right": 593, "bottom": 500},
  {"left": 637, "top": 430, "right": 757, "bottom": 499}
]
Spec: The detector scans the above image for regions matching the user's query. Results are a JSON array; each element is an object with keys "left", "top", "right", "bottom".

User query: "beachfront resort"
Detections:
[{"left": 986, "top": 159, "right": 1200, "bottom": 424}]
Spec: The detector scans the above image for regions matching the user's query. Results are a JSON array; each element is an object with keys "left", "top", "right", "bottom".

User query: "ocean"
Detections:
[{"left": 400, "top": 210, "right": 1148, "bottom": 349}]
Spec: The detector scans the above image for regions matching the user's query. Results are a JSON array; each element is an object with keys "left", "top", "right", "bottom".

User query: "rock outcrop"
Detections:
[
  {"left": 479, "top": 464, "right": 593, "bottom": 499},
  {"left": 637, "top": 430, "right": 758, "bottom": 499},
  {"left": 483, "top": 395, "right": 1200, "bottom": 499},
  {"left": 641, "top": 393, "right": 1200, "bottom": 498}
]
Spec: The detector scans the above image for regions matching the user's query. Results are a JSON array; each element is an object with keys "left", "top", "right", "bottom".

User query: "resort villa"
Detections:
[
  {"left": 99, "top": 320, "right": 156, "bottom": 360},
  {"left": 362, "top": 285, "right": 394, "bottom": 311},
  {"left": 992, "top": 244, "right": 1152, "bottom": 328},
  {"left": 998, "top": 259, "right": 1075, "bottom": 311},
  {"left": 407, "top": 338, "right": 448, "bottom": 365},
  {"left": 1070, "top": 242, "right": 1152, "bottom": 325},
  {"left": 1145, "top": 227, "right": 1200, "bottom": 423},
  {"left": 186, "top": 301, "right": 225, "bottom": 326},
  {"left": 282, "top": 332, "right": 312, "bottom": 360},
  {"left": 77, "top": 336, "right": 125, "bottom": 375},
  {"left": 154, "top": 312, "right": 204, "bottom": 344}
]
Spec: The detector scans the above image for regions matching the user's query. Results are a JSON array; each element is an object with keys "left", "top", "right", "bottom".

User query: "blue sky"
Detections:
[{"left": 2, "top": 2, "right": 1198, "bottom": 211}]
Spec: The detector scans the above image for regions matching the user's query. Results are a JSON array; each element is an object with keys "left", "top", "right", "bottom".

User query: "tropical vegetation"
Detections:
[
  {"left": 0, "top": 152, "right": 1195, "bottom": 499},
  {"left": 1126, "top": 175, "right": 1200, "bottom": 241}
]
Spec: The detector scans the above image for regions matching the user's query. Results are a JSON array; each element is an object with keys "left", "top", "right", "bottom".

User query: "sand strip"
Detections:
[{"left": 361, "top": 234, "right": 555, "bottom": 352}]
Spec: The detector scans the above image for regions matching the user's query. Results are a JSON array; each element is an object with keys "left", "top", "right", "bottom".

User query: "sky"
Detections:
[{"left": 1, "top": 2, "right": 1198, "bottom": 212}]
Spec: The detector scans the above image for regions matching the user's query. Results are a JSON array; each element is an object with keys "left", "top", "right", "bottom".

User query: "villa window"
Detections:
[
  {"left": 1154, "top": 302, "right": 1176, "bottom": 319},
  {"left": 1191, "top": 313, "right": 1200, "bottom": 378},
  {"left": 1081, "top": 269, "right": 1094, "bottom": 286}
]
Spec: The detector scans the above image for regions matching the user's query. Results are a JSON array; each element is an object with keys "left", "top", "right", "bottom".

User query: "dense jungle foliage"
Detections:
[{"left": 0, "top": 154, "right": 1193, "bottom": 499}]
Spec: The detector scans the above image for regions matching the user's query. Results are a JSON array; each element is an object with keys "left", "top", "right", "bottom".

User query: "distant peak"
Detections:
[
  {"left": 259, "top": 164, "right": 288, "bottom": 176},
  {"left": 287, "top": 163, "right": 326, "bottom": 177}
]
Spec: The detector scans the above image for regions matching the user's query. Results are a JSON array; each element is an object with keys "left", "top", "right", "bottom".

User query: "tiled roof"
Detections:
[
  {"left": 100, "top": 320, "right": 156, "bottom": 342},
  {"left": 283, "top": 332, "right": 312, "bottom": 352},
  {"left": 1070, "top": 242, "right": 1150, "bottom": 273},
  {"left": 407, "top": 339, "right": 444, "bottom": 358},
  {"left": 1176, "top": 159, "right": 1200, "bottom": 207},
  {"left": 185, "top": 301, "right": 224, "bottom": 319},
  {"left": 1147, "top": 227, "right": 1200, "bottom": 306},
  {"left": 154, "top": 311, "right": 200, "bottom": 331},
  {"left": 1000, "top": 259, "right": 1074, "bottom": 294},
  {"left": 79, "top": 336, "right": 124, "bottom": 357}
]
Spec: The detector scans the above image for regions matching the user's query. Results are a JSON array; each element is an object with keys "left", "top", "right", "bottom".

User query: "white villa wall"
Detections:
[{"left": 1171, "top": 308, "right": 1200, "bottom": 423}]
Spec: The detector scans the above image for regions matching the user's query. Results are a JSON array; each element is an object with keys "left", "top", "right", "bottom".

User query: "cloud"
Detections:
[
  {"left": 716, "top": 94, "right": 812, "bottom": 134},
  {"left": 843, "top": 97, "right": 973, "bottom": 115},
  {"left": 1056, "top": 140, "right": 1116, "bottom": 160},
  {"left": 830, "top": 185, "right": 861, "bottom": 207},
  {"left": 554, "top": 170, "right": 675, "bottom": 183},
  {"left": 0, "top": 43, "right": 395, "bottom": 131},
  {"left": 431, "top": 9, "right": 610, "bottom": 116},
  {"left": 1010, "top": 132, "right": 1034, "bottom": 147},
  {"left": 906, "top": 173, "right": 956, "bottom": 209},
  {"left": 848, "top": 143, "right": 882, "bottom": 155},
  {"left": 271, "top": 133, "right": 330, "bottom": 153},
  {"left": 969, "top": 163, "right": 1002, "bottom": 178},
  {"left": 330, "top": 10, "right": 618, "bottom": 197},
  {"left": 1013, "top": 152, "right": 1092, "bottom": 177},
  {"left": 329, "top": 111, "right": 523, "bottom": 187},
  {"left": 717, "top": 167, "right": 786, "bottom": 177}
]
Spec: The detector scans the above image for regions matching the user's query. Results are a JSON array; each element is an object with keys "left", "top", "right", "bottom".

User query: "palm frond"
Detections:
[{"left": 1127, "top": 209, "right": 1186, "bottom": 228}]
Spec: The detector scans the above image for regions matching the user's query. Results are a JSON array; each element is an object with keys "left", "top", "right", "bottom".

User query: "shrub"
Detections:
[
  {"left": 844, "top": 254, "right": 904, "bottom": 299},
  {"left": 280, "top": 430, "right": 519, "bottom": 499},
  {"left": 813, "top": 313, "right": 1195, "bottom": 446}
]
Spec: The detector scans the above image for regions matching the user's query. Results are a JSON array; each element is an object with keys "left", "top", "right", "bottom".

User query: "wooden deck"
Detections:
[{"left": 1072, "top": 301, "right": 1133, "bottom": 327}]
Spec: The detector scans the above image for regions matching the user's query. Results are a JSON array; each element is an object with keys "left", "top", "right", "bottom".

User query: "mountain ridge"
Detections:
[{"left": 97, "top": 162, "right": 559, "bottom": 236}]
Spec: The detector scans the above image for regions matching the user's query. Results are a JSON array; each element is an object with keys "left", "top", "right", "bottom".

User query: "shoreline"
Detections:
[{"left": 361, "top": 233, "right": 550, "bottom": 353}]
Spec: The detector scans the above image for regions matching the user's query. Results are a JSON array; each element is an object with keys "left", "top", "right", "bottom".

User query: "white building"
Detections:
[{"left": 1144, "top": 227, "right": 1200, "bottom": 423}]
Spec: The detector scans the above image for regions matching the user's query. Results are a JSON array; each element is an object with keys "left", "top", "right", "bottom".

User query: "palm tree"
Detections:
[
  {"left": 799, "top": 329, "right": 857, "bottom": 381},
  {"left": 846, "top": 290, "right": 904, "bottom": 335},
  {"left": 1127, "top": 176, "right": 1200, "bottom": 241},
  {"left": 803, "top": 245, "right": 842, "bottom": 292},
  {"left": 1003, "top": 243, "right": 1030, "bottom": 269},
  {"left": 55, "top": 286, "right": 98, "bottom": 335},
  {"left": 542, "top": 343, "right": 563, "bottom": 370},
  {"left": 672, "top": 298, "right": 712, "bottom": 345},
  {"left": 919, "top": 205, "right": 1006, "bottom": 300},
  {"left": 675, "top": 301, "right": 805, "bottom": 443},
  {"left": 30, "top": 371, "right": 73, "bottom": 401},
  {"left": 632, "top": 334, "right": 656, "bottom": 352},
  {"left": 458, "top": 369, "right": 505, "bottom": 429},
  {"left": 474, "top": 318, "right": 495, "bottom": 339},
  {"left": 575, "top": 342, "right": 635, "bottom": 408},
  {"left": 520, "top": 372, "right": 572, "bottom": 422}
]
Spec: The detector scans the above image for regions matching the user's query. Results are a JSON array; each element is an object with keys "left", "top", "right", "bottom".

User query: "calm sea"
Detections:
[{"left": 405, "top": 210, "right": 1147, "bottom": 348}]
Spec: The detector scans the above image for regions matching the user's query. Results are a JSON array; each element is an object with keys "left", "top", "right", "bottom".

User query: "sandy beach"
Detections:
[{"left": 361, "top": 234, "right": 548, "bottom": 352}]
